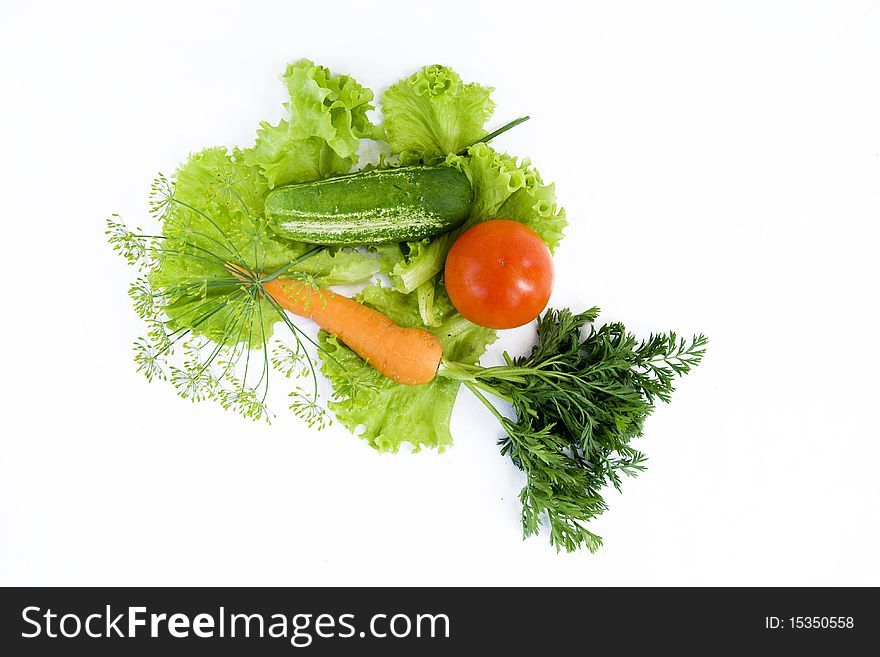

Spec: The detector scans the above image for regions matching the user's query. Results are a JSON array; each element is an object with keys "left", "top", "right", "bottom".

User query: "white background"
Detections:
[{"left": 2, "top": 1, "right": 879, "bottom": 586}]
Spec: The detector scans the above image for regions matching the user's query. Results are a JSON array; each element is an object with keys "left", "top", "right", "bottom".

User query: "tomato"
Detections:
[{"left": 444, "top": 220, "right": 554, "bottom": 329}]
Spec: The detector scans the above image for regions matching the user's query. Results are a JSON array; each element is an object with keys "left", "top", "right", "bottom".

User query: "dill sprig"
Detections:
[
  {"left": 438, "top": 308, "right": 707, "bottom": 553},
  {"left": 107, "top": 171, "right": 337, "bottom": 425}
]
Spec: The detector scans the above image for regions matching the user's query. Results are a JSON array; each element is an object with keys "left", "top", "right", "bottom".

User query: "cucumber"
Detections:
[{"left": 264, "top": 165, "right": 473, "bottom": 245}]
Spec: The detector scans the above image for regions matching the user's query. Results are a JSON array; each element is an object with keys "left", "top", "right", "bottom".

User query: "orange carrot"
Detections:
[{"left": 261, "top": 278, "right": 443, "bottom": 386}]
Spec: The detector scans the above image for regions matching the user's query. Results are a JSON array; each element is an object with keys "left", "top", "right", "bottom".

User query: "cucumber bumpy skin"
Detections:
[{"left": 264, "top": 165, "right": 473, "bottom": 245}]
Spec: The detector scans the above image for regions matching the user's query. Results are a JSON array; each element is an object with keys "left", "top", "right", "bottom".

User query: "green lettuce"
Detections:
[
  {"left": 319, "top": 286, "right": 495, "bottom": 452},
  {"left": 244, "top": 59, "right": 375, "bottom": 188},
  {"left": 388, "top": 233, "right": 453, "bottom": 294},
  {"left": 379, "top": 65, "right": 494, "bottom": 160},
  {"left": 243, "top": 124, "right": 353, "bottom": 189},
  {"left": 448, "top": 143, "right": 567, "bottom": 250},
  {"left": 293, "top": 245, "right": 403, "bottom": 287}
]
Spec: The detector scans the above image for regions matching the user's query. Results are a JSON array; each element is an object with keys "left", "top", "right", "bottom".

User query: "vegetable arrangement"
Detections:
[{"left": 107, "top": 60, "right": 706, "bottom": 552}]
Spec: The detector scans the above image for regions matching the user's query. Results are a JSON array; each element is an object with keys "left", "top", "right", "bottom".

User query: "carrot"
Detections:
[{"left": 261, "top": 278, "right": 443, "bottom": 386}]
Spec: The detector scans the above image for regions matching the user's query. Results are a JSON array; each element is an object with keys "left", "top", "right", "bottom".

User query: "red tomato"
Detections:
[{"left": 444, "top": 220, "right": 554, "bottom": 329}]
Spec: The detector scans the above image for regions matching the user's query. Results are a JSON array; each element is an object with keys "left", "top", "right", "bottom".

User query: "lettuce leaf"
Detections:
[
  {"left": 283, "top": 60, "right": 374, "bottom": 156},
  {"left": 243, "top": 59, "right": 375, "bottom": 188},
  {"left": 149, "top": 147, "right": 400, "bottom": 347},
  {"left": 388, "top": 233, "right": 453, "bottom": 294},
  {"left": 497, "top": 185, "right": 567, "bottom": 253},
  {"left": 244, "top": 123, "right": 354, "bottom": 189},
  {"left": 293, "top": 245, "right": 403, "bottom": 287},
  {"left": 319, "top": 286, "right": 495, "bottom": 452},
  {"left": 379, "top": 65, "right": 494, "bottom": 159},
  {"left": 448, "top": 143, "right": 567, "bottom": 250}
]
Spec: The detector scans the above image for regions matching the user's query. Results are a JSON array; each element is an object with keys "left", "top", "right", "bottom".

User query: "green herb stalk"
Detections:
[{"left": 438, "top": 308, "right": 707, "bottom": 552}]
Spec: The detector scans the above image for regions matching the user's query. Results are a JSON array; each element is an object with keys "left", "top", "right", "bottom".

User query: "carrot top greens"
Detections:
[
  {"left": 107, "top": 60, "right": 705, "bottom": 552},
  {"left": 439, "top": 310, "right": 706, "bottom": 551}
]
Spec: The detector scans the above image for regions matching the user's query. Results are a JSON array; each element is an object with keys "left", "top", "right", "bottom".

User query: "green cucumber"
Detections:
[{"left": 264, "top": 165, "right": 473, "bottom": 245}]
